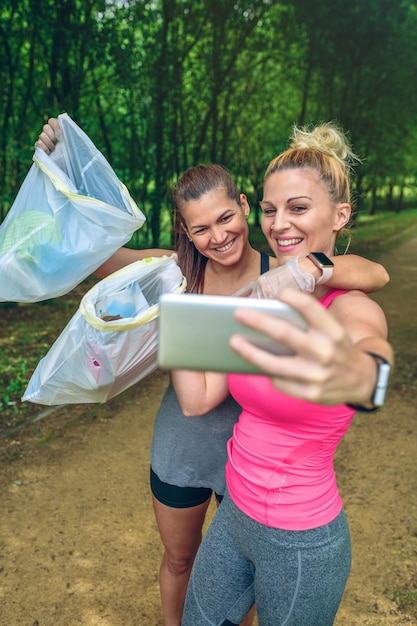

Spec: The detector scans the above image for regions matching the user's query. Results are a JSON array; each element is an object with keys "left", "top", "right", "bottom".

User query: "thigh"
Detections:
[
  {"left": 151, "top": 469, "right": 212, "bottom": 559},
  {"left": 253, "top": 511, "right": 351, "bottom": 626},
  {"left": 152, "top": 497, "right": 211, "bottom": 560},
  {"left": 182, "top": 497, "right": 256, "bottom": 626}
]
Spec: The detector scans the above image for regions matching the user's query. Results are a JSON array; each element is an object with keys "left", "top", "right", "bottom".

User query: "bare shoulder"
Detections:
[
  {"left": 329, "top": 289, "right": 388, "bottom": 333},
  {"left": 330, "top": 288, "right": 384, "bottom": 313}
]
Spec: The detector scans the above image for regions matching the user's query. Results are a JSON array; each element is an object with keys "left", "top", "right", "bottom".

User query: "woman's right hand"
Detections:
[
  {"left": 35, "top": 118, "right": 61, "bottom": 154},
  {"left": 235, "top": 257, "right": 315, "bottom": 299}
]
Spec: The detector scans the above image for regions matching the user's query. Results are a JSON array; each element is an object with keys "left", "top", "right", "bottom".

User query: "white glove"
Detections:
[{"left": 234, "top": 257, "right": 315, "bottom": 298}]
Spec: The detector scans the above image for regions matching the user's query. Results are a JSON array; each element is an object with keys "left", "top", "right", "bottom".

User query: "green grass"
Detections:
[
  {"left": 390, "top": 587, "right": 417, "bottom": 621},
  {"left": 0, "top": 285, "right": 90, "bottom": 440}
]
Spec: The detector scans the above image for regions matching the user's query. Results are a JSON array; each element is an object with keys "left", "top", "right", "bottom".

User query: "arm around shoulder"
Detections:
[
  {"left": 329, "top": 254, "right": 389, "bottom": 293},
  {"left": 299, "top": 254, "right": 389, "bottom": 293}
]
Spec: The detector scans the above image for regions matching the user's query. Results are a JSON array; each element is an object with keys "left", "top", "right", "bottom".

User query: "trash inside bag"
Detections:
[
  {"left": 22, "top": 256, "right": 186, "bottom": 405},
  {"left": 0, "top": 112, "right": 145, "bottom": 302}
]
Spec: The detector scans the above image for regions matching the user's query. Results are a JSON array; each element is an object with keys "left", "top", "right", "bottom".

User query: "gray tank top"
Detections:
[{"left": 150, "top": 251, "right": 270, "bottom": 495}]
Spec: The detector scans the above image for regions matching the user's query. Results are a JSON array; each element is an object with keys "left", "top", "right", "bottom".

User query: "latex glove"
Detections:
[{"left": 234, "top": 257, "right": 315, "bottom": 298}]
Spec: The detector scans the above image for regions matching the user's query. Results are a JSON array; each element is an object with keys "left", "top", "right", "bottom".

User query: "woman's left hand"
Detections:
[{"left": 229, "top": 288, "right": 392, "bottom": 406}]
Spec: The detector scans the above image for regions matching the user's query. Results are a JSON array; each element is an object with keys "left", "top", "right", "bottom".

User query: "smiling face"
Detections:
[
  {"left": 260, "top": 168, "right": 351, "bottom": 265},
  {"left": 181, "top": 188, "right": 250, "bottom": 266}
]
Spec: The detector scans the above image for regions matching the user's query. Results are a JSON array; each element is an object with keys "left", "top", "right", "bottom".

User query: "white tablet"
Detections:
[{"left": 157, "top": 293, "right": 307, "bottom": 374}]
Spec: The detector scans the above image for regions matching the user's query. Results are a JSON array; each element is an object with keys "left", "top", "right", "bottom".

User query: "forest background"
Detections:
[{"left": 2, "top": 0, "right": 417, "bottom": 249}]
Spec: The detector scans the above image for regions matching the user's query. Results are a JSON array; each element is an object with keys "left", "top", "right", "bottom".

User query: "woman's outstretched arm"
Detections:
[
  {"left": 94, "top": 247, "right": 173, "bottom": 278},
  {"left": 300, "top": 254, "right": 389, "bottom": 293}
]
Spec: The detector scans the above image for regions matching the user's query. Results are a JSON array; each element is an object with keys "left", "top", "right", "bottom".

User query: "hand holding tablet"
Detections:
[{"left": 157, "top": 292, "right": 307, "bottom": 374}]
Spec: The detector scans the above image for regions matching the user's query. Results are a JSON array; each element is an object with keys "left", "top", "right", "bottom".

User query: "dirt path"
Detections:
[{"left": 0, "top": 238, "right": 416, "bottom": 626}]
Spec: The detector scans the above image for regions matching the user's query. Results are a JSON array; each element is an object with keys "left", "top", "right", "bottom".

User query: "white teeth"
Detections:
[
  {"left": 217, "top": 241, "right": 234, "bottom": 252},
  {"left": 277, "top": 238, "right": 302, "bottom": 247}
]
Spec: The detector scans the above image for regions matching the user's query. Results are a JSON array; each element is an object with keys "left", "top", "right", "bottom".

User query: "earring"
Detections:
[{"left": 188, "top": 236, "right": 192, "bottom": 242}]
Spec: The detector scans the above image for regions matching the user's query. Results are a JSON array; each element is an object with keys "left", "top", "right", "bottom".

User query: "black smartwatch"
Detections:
[
  {"left": 347, "top": 353, "right": 391, "bottom": 412},
  {"left": 307, "top": 252, "right": 334, "bottom": 285}
]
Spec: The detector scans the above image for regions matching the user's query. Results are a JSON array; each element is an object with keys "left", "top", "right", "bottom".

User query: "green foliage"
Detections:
[
  {"left": 1, "top": 1, "right": 417, "bottom": 242},
  {"left": 1, "top": 0, "right": 417, "bottom": 434}
]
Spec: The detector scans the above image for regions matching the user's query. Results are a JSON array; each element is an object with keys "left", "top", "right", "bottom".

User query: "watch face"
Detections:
[{"left": 309, "top": 252, "right": 334, "bottom": 268}]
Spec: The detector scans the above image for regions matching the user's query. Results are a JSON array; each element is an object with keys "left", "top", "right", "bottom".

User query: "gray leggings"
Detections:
[{"left": 182, "top": 491, "right": 351, "bottom": 626}]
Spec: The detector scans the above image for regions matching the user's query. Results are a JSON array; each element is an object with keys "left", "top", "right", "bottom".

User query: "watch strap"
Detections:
[
  {"left": 347, "top": 352, "right": 391, "bottom": 412},
  {"left": 307, "top": 252, "right": 334, "bottom": 286},
  {"left": 316, "top": 267, "right": 334, "bottom": 286}
]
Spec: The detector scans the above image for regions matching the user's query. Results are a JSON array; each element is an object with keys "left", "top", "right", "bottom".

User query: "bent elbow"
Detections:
[
  {"left": 379, "top": 265, "right": 390, "bottom": 288},
  {"left": 181, "top": 405, "right": 206, "bottom": 417},
  {"left": 375, "top": 270, "right": 390, "bottom": 292},
  {"left": 178, "top": 398, "right": 214, "bottom": 417},
  {"left": 368, "top": 265, "right": 390, "bottom": 293},
  {"left": 174, "top": 393, "right": 205, "bottom": 416}
]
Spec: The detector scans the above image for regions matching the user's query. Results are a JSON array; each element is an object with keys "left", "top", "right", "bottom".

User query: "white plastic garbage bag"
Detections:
[
  {"left": 22, "top": 256, "right": 186, "bottom": 405},
  {"left": 0, "top": 113, "right": 145, "bottom": 302}
]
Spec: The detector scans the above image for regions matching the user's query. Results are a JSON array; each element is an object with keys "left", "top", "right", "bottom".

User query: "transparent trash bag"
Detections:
[
  {"left": 0, "top": 112, "right": 145, "bottom": 302},
  {"left": 22, "top": 256, "right": 186, "bottom": 405}
]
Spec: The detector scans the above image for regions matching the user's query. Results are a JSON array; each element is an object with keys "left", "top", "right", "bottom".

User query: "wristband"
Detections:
[{"left": 347, "top": 352, "right": 391, "bottom": 412}]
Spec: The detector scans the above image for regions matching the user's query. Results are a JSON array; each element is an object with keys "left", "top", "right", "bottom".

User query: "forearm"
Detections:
[
  {"left": 170, "top": 369, "right": 229, "bottom": 416},
  {"left": 341, "top": 339, "right": 393, "bottom": 410},
  {"left": 332, "top": 254, "right": 389, "bottom": 292},
  {"left": 299, "top": 254, "right": 389, "bottom": 293},
  {"left": 354, "top": 336, "right": 393, "bottom": 368},
  {"left": 94, "top": 247, "right": 173, "bottom": 278}
]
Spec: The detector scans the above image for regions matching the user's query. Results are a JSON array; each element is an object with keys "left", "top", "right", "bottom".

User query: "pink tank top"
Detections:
[{"left": 226, "top": 289, "right": 355, "bottom": 530}]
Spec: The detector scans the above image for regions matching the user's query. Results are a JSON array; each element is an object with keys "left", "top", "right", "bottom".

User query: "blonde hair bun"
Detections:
[{"left": 290, "top": 122, "right": 360, "bottom": 169}]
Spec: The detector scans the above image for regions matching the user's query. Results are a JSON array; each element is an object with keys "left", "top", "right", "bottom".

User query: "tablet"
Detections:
[{"left": 157, "top": 293, "right": 307, "bottom": 374}]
